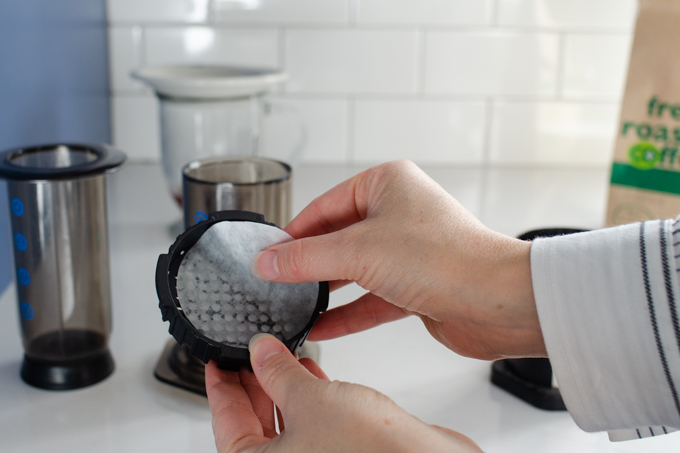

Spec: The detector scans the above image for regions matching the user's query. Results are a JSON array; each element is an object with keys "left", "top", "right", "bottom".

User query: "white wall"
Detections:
[{"left": 108, "top": 0, "right": 636, "bottom": 167}]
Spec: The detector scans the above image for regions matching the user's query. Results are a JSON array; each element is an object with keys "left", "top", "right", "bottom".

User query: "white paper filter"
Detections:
[{"left": 176, "top": 221, "right": 319, "bottom": 348}]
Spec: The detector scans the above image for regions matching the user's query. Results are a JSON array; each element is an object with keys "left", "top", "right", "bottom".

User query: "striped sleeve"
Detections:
[{"left": 531, "top": 219, "right": 680, "bottom": 440}]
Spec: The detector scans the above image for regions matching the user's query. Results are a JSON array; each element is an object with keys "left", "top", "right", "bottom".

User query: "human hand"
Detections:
[
  {"left": 206, "top": 333, "right": 481, "bottom": 453},
  {"left": 255, "top": 160, "right": 545, "bottom": 360}
]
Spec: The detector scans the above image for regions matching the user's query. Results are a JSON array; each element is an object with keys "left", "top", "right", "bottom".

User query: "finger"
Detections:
[
  {"left": 204, "top": 361, "right": 268, "bottom": 453},
  {"left": 283, "top": 170, "right": 370, "bottom": 240},
  {"left": 299, "top": 357, "right": 331, "bottom": 381},
  {"left": 255, "top": 225, "right": 361, "bottom": 283},
  {"left": 248, "top": 333, "right": 318, "bottom": 412},
  {"left": 283, "top": 161, "right": 419, "bottom": 241},
  {"left": 307, "top": 293, "right": 411, "bottom": 341},
  {"left": 238, "top": 367, "right": 277, "bottom": 438}
]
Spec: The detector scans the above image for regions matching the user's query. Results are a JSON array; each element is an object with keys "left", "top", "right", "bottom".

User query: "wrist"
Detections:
[
  {"left": 427, "top": 228, "right": 547, "bottom": 361},
  {"left": 485, "top": 234, "right": 545, "bottom": 358},
  {"left": 450, "top": 230, "right": 546, "bottom": 359}
]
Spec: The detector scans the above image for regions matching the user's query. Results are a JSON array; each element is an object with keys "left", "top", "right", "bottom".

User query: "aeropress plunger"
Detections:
[{"left": 156, "top": 210, "right": 329, "bottom": 370}]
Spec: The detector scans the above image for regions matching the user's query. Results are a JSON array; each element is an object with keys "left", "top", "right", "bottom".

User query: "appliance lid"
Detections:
[{"left": 131, "top": 65, "right": 287, "bottom": 99}]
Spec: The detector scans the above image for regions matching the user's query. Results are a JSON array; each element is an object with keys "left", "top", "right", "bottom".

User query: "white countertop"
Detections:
[{"left": 0, "top": 163, "right": 677, "bottom": 452}]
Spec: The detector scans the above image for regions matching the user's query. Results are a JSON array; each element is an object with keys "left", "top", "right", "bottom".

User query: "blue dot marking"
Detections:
[
  {"left": 20, "top": 302, "right": 34, "bottom": 320},
  {"left": 11, "top": 198, "right": 24, "bottom": 216},
  {"left": 17, "top": 268, "right": 30, "bottom": 286},
  {"left": 194, "top": 211, "right": 209, "bottom": 224},
  {"left": 14, "top": 233, "right": 27, "bottom": 251}
]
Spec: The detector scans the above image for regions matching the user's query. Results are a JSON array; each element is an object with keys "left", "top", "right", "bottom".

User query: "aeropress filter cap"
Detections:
[{"left": 156, "top": 210, "right": 329, "bottom": 370}]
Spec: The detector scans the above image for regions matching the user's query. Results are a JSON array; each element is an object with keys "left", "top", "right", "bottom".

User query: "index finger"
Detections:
[
  {"left": 308, "top": 292, "right": 410, "bottom": 341},
  {"left": 238, "top": 367, "right": 277, "bottom": 438},
  {"left": 284, "top": 169, "right": 369, "bottom": 240},
  {"left": 205, "top": 362, "right": 269, "bottom": 453}
]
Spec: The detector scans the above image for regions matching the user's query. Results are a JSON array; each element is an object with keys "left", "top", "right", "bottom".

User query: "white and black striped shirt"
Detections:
[{"left": 531, "top": 218, "right": 680, "bottom": 441}]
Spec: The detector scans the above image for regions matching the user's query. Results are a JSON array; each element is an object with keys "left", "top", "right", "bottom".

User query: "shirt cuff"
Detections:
[{"left": 531, "top": 221, "right": 680, "bottom": 433}]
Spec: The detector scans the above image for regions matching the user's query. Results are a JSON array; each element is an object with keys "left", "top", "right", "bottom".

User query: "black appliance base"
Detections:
[
  {"left": 491, "top": 359, "right": 566, "bottom": 411},
  {"left": 21, "top": 348, "right": 115, "bottom": 390}
]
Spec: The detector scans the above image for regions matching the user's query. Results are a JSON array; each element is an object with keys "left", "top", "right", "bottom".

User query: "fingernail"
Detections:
[
  {"left": 256, "top": 250, "right": 280, "bottom": 280},
  {"left": 249, "top": 333, "right": 286, "bottom": 367}
]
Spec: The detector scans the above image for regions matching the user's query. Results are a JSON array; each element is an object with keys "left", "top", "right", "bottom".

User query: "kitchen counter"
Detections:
[{"left": 0, "top": 163, "right": 676, "bottom": 452}]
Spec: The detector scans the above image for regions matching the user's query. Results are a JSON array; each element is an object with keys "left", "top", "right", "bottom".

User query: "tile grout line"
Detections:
[
  {"left": 482, "top": 97, "right": 494, "bottom": 168},
  {"left": 416, "top": 27, "right": 426, "bottom": 96},
  {"left": 346, "top": 97, "right": 355, "bottom": 165},
  {"left": 133, "top": 25, "right": 144, "bottom": 69},
  {"left": 107, "top": 28, "right": 114, "bottom": 97},
  {"left": 476, "top": 161, "right": 491, "bottom": 229},
  {"left": 107, "top": 21, "right": 634, "bottom": 35},
  {"left": 278, "top": 26, "right": 286, "bottom": 85},
  {"left": 348, "top": 0, "right": 359, "bottom": 27},
  {"left": 139, "top": 24, "right": 147, "bottom": 67},
  {"left": 555, "top": 31, "right": 567, "bottom": 101},
  {"left": 120, "top": 157, "right": 610, "bottom": 171},
  {"left": 247, "top": 92, "right": 621, "bottom": 104},
  {"left": 491, "top": 0, "right": 500, "bottom": 26},
  {"left": 476, "top": 96, "right": 493, "bottom": 227}
]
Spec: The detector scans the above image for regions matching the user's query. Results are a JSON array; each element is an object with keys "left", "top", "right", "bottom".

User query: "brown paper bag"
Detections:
[{"left": 606, "top": 0, "right": 680, "bottom": 226}]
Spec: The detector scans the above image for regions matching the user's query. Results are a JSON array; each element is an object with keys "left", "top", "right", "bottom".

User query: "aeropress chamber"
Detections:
[{"left": 0, "top": 143, "right": 125, "bottom": 390}]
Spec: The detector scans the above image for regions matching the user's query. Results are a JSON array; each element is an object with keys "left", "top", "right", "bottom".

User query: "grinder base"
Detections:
[{"left": 154, "top": 338, "right": 321, "bottom": 396}]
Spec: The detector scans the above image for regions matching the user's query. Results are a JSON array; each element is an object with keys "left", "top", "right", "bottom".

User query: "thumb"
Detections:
[
  {"left": 255, "top": 228, "right": 365, "bottom": 283},
  {"left": 248, "top": 333, "right": 318, "bottom": 411}
]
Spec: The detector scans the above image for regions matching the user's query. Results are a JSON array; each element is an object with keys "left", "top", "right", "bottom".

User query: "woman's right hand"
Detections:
[
  {"left": 206, "top": 334, "right": 482, "bottom": 453},
  {"left": 255, "top": 160, "right": 545, "bottom": 360}
]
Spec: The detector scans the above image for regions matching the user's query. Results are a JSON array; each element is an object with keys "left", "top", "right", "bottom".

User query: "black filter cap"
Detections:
[{"left": 155, "top": 210, "right": 329, "bottom": 371}]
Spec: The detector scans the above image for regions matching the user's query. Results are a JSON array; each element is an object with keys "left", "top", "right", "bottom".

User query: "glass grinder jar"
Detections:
[
  {"left": 182, "top": 156, "right": 291, "bottom": 229},
  {"left": 132, "top": 65, "right": 305, "bottom": 205},
  {"left": 0, "top": 143, "right": 126, "bottom": 390}
]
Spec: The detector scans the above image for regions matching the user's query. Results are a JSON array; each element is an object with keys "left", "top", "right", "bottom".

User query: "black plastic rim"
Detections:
[
  {"left": 156, "top": 210, "right": 329, "bottom": 371},
  {"left": 517, "top": 228, "right": 586, "bottom": 242},
  {"left": 0, "top": 143, "right": 126, "bottom": 181}
]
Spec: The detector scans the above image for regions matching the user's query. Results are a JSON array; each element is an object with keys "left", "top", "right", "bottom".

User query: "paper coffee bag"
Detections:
[{"left": 606, "top": 0, "right": 680, "bottom": 226}]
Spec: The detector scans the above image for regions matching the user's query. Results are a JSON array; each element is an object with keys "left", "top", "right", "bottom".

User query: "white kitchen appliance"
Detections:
[{"left": 132, "top": 65, "right": 305, "bottom": 205}]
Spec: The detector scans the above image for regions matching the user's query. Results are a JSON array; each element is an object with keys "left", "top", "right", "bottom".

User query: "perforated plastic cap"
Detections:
[{"left": 156, "top": 210, "right": 329, "bottom": 370}]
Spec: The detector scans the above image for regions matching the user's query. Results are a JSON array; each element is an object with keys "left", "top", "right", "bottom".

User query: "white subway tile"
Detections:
[
  {"left": 356, "top": 0, "right": 492, "bottom": 25},
  {"left": 480, "top": 168, "right": 608, "bottom": 236},
  {"left": 112, "top": 95, "right": 161, "bottom": 161},
  {"left": 285, "top": 30, "right": 418, "bottom": 94},
  {"left": 145, "top": 27, "right": 279, "bottom": 68},
  {"left": 109, "top": 27, "right": 145, "bottom": 93},
  {"left": 424, "top": 31, "right": 559, "bottom": 96},
  {"left": 497, "top": 0, "right": 637, "bottom": 29},
  {"left": 108, "top": 0, "right": 210, "bottom": 23},
  {"left": 261, "top": 98, "right": 348, "bottom": 163},
  {"left": 562, "top": 34, "right": 632, "bottom": 100},
  {"left": 292, "top": 166, "right": 363, "bottom": 217},
  {"left": 421, "top": 166, "right": 486, "bottom": 218},
  {"left": 107, "top": 164, "right": 181, "bottom": 227},
  {"left": 489, "top": 101, "right": 619, "bottom": 166},
  {"left": 212, "top": 0, "right": 348, "bottom": 23},
  {"left": 353, "top": 100, "right": 486, "bottom": 164}
]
